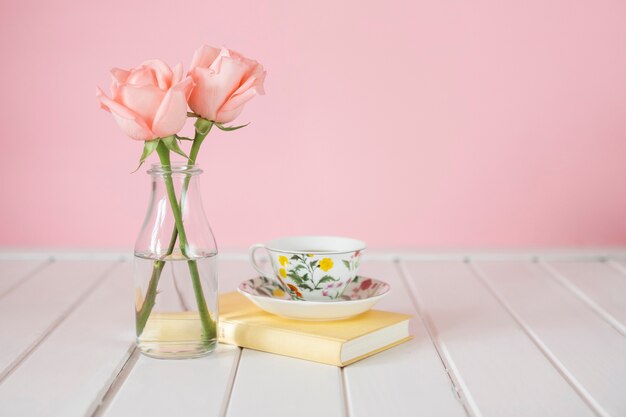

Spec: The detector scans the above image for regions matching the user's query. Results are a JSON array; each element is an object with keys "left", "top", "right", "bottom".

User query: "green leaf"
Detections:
[
  {"left": 289, "top": 270, "right": 309, "bottom": 282},
  {"left": 132, "top": 139, "right": 160, "bottom": 173},
  {"left": 318, "top": 275, "right": 338, "bottom": 285},
  {"left": 195, "top": 118, "right": 213, "bottom": 135},
  {"left": 288, "top": 273, "right": 304, "bottom": 285},
  {"left": 161, "top": 135, "right": 189, "bottom": 159},
  {"left": 300, "top": 283, "right": 314, "bottom": 291},
  {"left": 310, "top": 260, "right": 319, "bottom": 268},
  {"left": 215, "top": 122, "right": 249, "bottom": 131},
  {"left": 288, "top": 271, "right": 302, "bottom": 279},
  {"left": 342, "top": 260, "right": 351, "bottom": 269},
  {"left": 290, "top": 255, "right": 300, "bottom": 261}
]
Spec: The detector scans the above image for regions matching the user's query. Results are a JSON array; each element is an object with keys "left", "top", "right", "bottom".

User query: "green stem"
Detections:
[
  {"left": 134, "top": 234, "right": 178, "bottom": 335},
  {"left": 305, "top": 257, "right": 321, "bottom": 289},
  {"left": 155, "top": 142, "right": 215, "bottom": 339},
  {"left": 135, "top": 123, "right": 213, "bottom": 338}
]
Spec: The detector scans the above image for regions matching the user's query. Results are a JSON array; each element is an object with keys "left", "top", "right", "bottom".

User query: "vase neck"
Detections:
[
  {"left": 135, "top": 162, "right": 217, "bottom": 258},
  {"left": 147, "top": 163, "right": 202, "bottom": 178}
]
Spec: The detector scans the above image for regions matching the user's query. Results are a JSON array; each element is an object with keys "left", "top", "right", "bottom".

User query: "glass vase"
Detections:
[{"left": 134, "top": 163, "right": 218, "bottom": 359}]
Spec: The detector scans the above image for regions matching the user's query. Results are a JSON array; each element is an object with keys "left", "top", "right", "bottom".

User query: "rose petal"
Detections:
[
  {"left": 217, "top": 88, "right": 257, "bottom": 118},
  {"left": 250, "top": 65, "right": 267, "bottom": 95},
  {"left": 110, "top": 113, "right": 157, "bottom": 141},
  {"left": 96, "top": 87, "right": 155, "bottom": 141},
  {"left": 214, "top": 105, "right": 245, "bottom": 124},
  {"left": 187, "top": 68, "right": 214, "bottom": 119},
  {"left": 172, "top": 63, "right": 183, "bottom": 85},
  {"left": 111, "top": 79, "right": 121, "bottom": 100},
  {"left": 235, "top": 65, "right": 266, "bottom": 96},
  {"left": 111, "top": 68, "right": 129, "bottom": 84},
  {"left": 141, "top": 59, "right": 173, "bottom": 89},
  {"left": 220, "top": 77, "right": 264, "bottom": 111},
  {"left": 209, "top": 47, "right": 232, "bottom": 73},
  {"left": 226, "top": 48, "right": 243, "bottom": 60},
  {"left": 117, "top": 84, "right": 165, "bottom": 126},
  {"left": 152, "top": 77, "right": 194, "bottom": 138},
  {"left": 126, "top": 67, "right": 158, "bottom": 87},
  {"left": 188, "top": 56, "right": 247, "bottom": 120},
  {"left": 216, "top": 64, "right": 265, "bottom": 122},
  {"left": 97, "top": 87, "right": 132, "bottom": 117},
  {"left": 190, "top": 45, "right": 221, "bottom": 71},
  {"left": 226, "top": 65, "right": 265, "bottom": 101}
]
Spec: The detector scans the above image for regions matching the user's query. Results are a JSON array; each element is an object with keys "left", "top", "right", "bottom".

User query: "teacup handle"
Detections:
[{"left": 249, "top": 244, "right": 274, "bottom": 279}]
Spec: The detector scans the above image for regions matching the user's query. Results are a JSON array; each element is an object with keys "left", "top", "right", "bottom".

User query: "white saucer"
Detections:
[{"left": 237, "top": 276, "right": 390, "bottom": 321}]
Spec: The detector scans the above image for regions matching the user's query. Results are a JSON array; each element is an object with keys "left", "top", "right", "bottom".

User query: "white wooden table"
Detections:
[{"left": 0, "top": 250, "right": 625, "bottom": 417}]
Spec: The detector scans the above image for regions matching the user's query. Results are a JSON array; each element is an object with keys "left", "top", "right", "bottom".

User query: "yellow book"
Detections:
[{"left": 218, "top": 292, "right": 412, "bottom": 367}]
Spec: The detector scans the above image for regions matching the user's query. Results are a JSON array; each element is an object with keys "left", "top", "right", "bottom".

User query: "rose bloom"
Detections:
[
  {"left": 188, "top": 45, "right": 266, "bottom": 123},
  {"left": 97, "top": 60, "right": 194, "bottom": 141}
]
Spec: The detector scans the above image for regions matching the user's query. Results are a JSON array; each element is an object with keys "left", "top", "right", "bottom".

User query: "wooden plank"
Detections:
[
  {"left": 543, "top": 261, "right": 626, "bottom": 335},
  {"left": 221, "top": 258, "right": 346, "bottom": 417},
  {"left": 0, "top": 260, "right": 118, "bottom": 380},
  {"left": 100, "top": 259, "right": 250, "bottom": 417},
  {"left": 343, "top": 260, "right": 466, "bottom": 417},
  {"left": 0, "top": 262, "right": 134, "bottom": 417},
  {"left": 103, "top": 346, "right": 240, "bottom": 417},
  {"left": 397, "top": 248, "right": 626, "bottom": 262},
  {"left": 402, "top": 261, "right": 595, "bottom": 417},
  {"left": 226, "top": 348, "right": 344, "bottom": 417},
  {"left": 0, "top": 251, "right": 247, "bottom": 262},
  {"left": 474, "top": 261, "right": 626, "bottom": 417},
  {"left": 0, "top": 259, "right": 50, "bottom": 298}
]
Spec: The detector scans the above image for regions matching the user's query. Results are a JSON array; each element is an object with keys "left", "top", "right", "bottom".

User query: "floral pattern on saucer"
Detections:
[
  {"left": 237, "top": 276, "right": 391, "bottom": 320},
  {"left": 239, "top": 275, "right": 389, "bottom": 302},
  {"left": 240, "top": 276, "right": 293, "bottom": 300}
]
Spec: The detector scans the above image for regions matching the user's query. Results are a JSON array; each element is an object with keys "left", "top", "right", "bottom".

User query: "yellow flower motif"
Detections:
[
  {"left": 278, "top": 255, "right": 289, "bottom": 266},
  {"left": 279, "top": 268, "right": 287, "bottom": 278},
  {"left": 272, "top": 288, "right": 285, "bottom": 297},
  {"left": 306, "top": 254, "right": 314, "bottom": 258},
  {"left": 319, "top": 258, "right": 334, "bottom": 272}
]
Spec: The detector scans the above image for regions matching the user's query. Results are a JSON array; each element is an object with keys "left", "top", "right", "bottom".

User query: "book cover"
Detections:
[{"left": 218, "top": 292, "right": 412, "bottom": 366}]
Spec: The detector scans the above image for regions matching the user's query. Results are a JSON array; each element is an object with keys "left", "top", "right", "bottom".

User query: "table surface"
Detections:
[{"left": 0, "top": 250, "right": 625, "bottom": 417}]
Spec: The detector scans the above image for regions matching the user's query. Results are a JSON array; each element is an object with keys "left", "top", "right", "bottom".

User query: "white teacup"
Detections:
[{"left": 249, "top": 236, "right": 366, "bottom": 301}]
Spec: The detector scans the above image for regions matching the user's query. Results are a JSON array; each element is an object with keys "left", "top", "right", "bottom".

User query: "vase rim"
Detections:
[{"left": 147, "top": 163, "right": 202, "bottom": 176}]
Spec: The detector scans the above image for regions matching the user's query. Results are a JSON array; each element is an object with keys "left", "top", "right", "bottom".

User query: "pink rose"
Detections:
[
  {"left": 97, "top": 60, "right": 194, "bottom": 141},
  {"left": 188, "top": 45, "right": 266, "bottom": 123}
]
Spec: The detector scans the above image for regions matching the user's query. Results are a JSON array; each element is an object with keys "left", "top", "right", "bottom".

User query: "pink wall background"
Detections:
[{"left": 1, "top": 0, "right": 625, "bottom": 249}]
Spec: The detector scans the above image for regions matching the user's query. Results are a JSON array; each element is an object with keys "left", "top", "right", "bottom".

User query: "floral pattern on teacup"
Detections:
[{"left": 276, "top": 252, "right": 361, "bottom": 300}]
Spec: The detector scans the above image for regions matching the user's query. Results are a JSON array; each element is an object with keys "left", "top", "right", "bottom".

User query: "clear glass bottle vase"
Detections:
[{"left": 134, "top": 163, "right": 218, "bottom": 359}]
